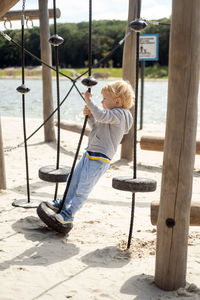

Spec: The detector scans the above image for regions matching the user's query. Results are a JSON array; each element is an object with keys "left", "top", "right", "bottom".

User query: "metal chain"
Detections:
[
  {"left": 4, "top": 145, "right": 21, "bottom": 152},
  {"left": 22, "top": 0, "right": 26, "bottom": 13}
]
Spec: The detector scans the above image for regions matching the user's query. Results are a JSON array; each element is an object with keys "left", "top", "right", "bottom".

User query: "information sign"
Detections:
[{"left": 139, "top": 34, "right": 159, "bottom": 61}]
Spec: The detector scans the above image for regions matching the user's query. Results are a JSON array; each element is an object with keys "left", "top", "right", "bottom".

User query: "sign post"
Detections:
[{"left": 139, "top": 34, "right": 159, "bottom": 129}]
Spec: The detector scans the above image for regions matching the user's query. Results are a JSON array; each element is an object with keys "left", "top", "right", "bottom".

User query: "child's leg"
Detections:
[
  {"left": 63, "top": 152, "right": 87, "bottom": 207},
  {"left": 60, "top": 156, "right": 110, "bottom": 218},
  {"left": 46, "top": 153, "right": 87, "bottom": 211}
]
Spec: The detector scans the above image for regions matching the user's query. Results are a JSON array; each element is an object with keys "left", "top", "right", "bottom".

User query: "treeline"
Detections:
[{"left": 0, "top": 18, "right": 170, "bottom": 68}]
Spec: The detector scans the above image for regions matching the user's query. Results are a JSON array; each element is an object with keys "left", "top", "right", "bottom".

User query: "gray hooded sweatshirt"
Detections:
[{"left": 86, "top": 101, "right": 133, "bottom": 160}]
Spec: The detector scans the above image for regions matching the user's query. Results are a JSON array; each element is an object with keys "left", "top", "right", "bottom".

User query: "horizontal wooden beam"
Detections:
[
  {"left": 140, "top": 135, "right": 200, "bottom": 154},
  {"left": 1, "top": 8, "right": 61, "bottom": 21},
  {"left": 151, "top": 201, "right": 200, "bottom": 226},
  {"left": 55, "top": 121, "right": 90, "bottom": 136},
  {"left": 0, "top": 0, "right": 19, "bottom": 18},
  {"left": 57, "top": 120, "right": 125, "bottom": 144}
]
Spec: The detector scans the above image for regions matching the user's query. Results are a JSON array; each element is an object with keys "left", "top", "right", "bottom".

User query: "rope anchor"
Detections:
[
  {"left": 3, "top": 18, "right": 12, "bottom": 30},
  {"left": 25, "top": 17, "right": 33, "bottom": 29}
]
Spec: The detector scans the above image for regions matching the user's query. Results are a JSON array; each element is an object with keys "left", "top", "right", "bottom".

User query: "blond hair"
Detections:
[{"left": 101, "top": 80, "right": 135, "bottom": 109}]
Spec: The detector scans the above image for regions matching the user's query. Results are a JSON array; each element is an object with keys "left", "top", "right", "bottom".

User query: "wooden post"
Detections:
[
  {"left": 151, "top": 201, "right": 200, "bottom": 226},
  {"left": 155, "top": 0, "right": 200, "bottom": 291},
  {"left": 0, "top": 117, "right": 6, "bottom": 190},
  {"left": 0, "top": 0, "right": 19, "bottom": 18},
  {"left": 38, "top": 0, "right": 56, "bottom": 142},
  {"left": 121, "top": 0, "right": 137, "bottom": 161}
]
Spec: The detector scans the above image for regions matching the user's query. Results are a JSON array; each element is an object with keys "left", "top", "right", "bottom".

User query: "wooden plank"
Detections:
[
  {"left": 0, "top": 117, "right": 6, "bottom": 190},
  {"left": 140, "top": 136, "right": 200, "bottom": 154},
  {"left": 55, "top": 121, "right": 90, "bottom": 137},
  {"left": 56, "top": 121, "right": 128, "bottom": 145},
  {"left": 0, "top": 0, "right": 19, "bottom": 18},
  {"left": 155, "top": 0, "right": 200, "bottom": 291},
  {"left": 0, "top": 9, "right": 61, "bottom": 21},
  {"left": 151, "top": 201, "right": 200, "bottom": 226}
]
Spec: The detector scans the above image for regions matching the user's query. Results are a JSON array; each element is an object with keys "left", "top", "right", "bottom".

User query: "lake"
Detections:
[{"left": 0, "top": 78, "right": 199, "bottom": 130}]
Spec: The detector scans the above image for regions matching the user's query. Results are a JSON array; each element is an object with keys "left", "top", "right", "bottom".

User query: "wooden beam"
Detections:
[
  {"left": 151, "top": 201, "right": 200, "bottom": 226},
  {"left": 0, "top": 0, "right": 19, "bottom": 18},
  {"left": 140, "top": 136, "right": 200, "bottom": 154},
  {"left": 56, "top": 121, "right": 125, "bottom": 144},
  {"left": 0, "top": 9, "right": 61, "bottom": 21},
  {"left": 55, "top": 121, "right": 90, "bottom": 137},
  {"left": 0, "top": 117, "right": 6, "bottom": 190},
  {"left": 155, "top": 0, "right": 200, "bottom": 291}
]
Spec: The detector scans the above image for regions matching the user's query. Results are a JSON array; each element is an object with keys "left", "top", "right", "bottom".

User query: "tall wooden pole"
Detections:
[
  {"left": 155, "top": 0, "right": 200, "bottom": 291},
  {"left": 38, "top": 0, "right": 56, "bottom": 142},
  {"left": 121, "top": 0, "right": 137, "bottom": 161},
  {"left": 0, "top": 117, "right": 6, "bottom": 190}
]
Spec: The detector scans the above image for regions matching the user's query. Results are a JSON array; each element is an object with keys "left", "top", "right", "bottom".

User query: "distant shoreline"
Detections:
[
  {"left": 0, "top": 75, "right": 168, "bottom": 82},
  {"left": 0, "top": 66, "right": 169, "bottom": 81}
]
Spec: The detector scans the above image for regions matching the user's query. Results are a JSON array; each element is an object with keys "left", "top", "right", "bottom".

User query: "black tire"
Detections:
[{"left": 112, "top": 177, "right": 157, "bottom": 192}]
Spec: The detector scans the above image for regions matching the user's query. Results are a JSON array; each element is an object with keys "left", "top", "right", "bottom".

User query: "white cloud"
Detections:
[{"left": 142, "top": 0, "right": 172, "bottom": 20}]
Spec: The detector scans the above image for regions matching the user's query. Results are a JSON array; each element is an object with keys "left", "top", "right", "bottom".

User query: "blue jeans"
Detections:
[{"left": 62, "top": 152, "right": 110, "bottom": 218}]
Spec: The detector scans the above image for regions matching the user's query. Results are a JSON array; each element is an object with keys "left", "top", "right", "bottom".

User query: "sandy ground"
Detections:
[{"left": 0, "top": 116, "right": 200, "bottom": 300}]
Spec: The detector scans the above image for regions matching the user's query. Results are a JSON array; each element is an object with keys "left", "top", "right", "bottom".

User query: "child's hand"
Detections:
[
  {"left": 83, "top": 105, "right": 92, "bottom": 117},
  {"left": 83, "top": 90, "right": 92, "bottom": 104}
]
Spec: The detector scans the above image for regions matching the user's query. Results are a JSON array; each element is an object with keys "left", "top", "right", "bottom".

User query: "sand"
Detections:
[{"left": 0, "top": 116, "right": 200, "bottom": 300}]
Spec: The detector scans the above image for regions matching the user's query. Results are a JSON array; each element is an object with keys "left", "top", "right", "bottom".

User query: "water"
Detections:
[{"left": 0, "top": 78, "right": 199, "bottom": 130}]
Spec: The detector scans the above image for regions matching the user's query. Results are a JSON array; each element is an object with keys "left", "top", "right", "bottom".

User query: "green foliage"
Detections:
[
  {"left": 0, "top": 19, "right": 170, "bottom": 69},
  {"left": 0, "top": 66, "right": 169, "bottom": 79},
  {"left": 144, "top": 64, "right": 168, "bottom": 78}
]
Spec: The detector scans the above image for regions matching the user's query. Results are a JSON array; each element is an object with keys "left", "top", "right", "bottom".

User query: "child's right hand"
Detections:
[
  {"left": 83, "top": 105, "right": 92, "bottom": 117},
  {"left": 83, "top": 91, "right": 92, "bottom": 104}
]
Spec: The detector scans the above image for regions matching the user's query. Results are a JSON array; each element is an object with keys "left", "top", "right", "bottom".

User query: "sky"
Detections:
[{"left": 0, "top": 0, "right": 172, "bottom": 31}]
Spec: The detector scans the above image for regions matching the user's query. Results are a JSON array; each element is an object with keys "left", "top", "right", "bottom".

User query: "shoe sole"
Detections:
[
  {"left": 46, "top": 202, "right": 59, "bottom": 213},
  {"left": 55, "top": 214, "right": 72, "bottom": 225}
]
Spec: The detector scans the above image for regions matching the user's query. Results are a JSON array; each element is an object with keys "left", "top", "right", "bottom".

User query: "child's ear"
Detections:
[{"left": 116, "top": 97, "right": 122, "bottom": 107}]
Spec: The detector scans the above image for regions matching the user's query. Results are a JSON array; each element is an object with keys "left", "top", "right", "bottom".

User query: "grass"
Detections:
[{"left": 0, "top": 66, "right": 169, "bottom": 79}]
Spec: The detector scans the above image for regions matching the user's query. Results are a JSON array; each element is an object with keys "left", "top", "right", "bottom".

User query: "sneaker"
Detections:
[
  {"left": 55, "top": 211, "right": 73, "bottom": 225},
  {"left": 46, "top": 199, "right": 62, "bottom": 212}
]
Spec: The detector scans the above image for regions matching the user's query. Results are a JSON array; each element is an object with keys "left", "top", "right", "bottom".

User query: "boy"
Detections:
[{"left": 47, "top": 80, "right": 134, "bottom": 224}]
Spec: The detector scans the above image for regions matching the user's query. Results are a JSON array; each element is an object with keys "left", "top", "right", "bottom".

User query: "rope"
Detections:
[
  {"left": 1, "top": 29, "right": 131, "bottom": 153},
  {"left": 51, "top": 0, "right": 62, "bottom": 200},
  {"left": 20, "top": 0, "right": 31, "bottom": 203},
  {"left": 4, "top": 82, "right": 75, "bottom": 152},
  {"left": 0, "top": 31, "right": 74, "bottom": 81},
  {"left": 127, "top": 0, "right": 141, "bottom": 249},
  {"left": 58, "top": 0, "right": 93, "bottom": 213}
]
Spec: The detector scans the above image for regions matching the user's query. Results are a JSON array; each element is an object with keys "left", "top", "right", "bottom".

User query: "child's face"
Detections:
[{"left": 101, "top": 91, "right": 121, "bottom": 109}]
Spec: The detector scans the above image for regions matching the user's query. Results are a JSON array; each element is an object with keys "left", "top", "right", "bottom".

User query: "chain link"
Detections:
[
  {"left": 22, "top": 0, "right": 26, "bottom": 13},
  {"left": 4, "top": 145, "right": 21, "bottom": 153}
]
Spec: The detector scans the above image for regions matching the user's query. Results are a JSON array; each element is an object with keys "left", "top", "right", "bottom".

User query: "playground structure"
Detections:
[
  {"left": 154, "top": 0, "right": 200, "bottom": 290},
  {"left": 140, "top": 135, "right": 200, "bottom": 154},
  {"left": 0, "top": 0, "right": 199, "bottom": 293},
  {"left": 151, "top": 201, "right": 200, "bottom": 226}
]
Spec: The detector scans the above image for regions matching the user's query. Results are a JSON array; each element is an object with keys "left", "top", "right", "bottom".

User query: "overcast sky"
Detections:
[{"left": 0, "top": 0, "right": 171, "bottom": 30}]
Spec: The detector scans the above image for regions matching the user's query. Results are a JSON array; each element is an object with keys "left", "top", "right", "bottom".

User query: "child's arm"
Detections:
[{"left": 84, "top": 90, "right": 122, "bottom": 125}]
